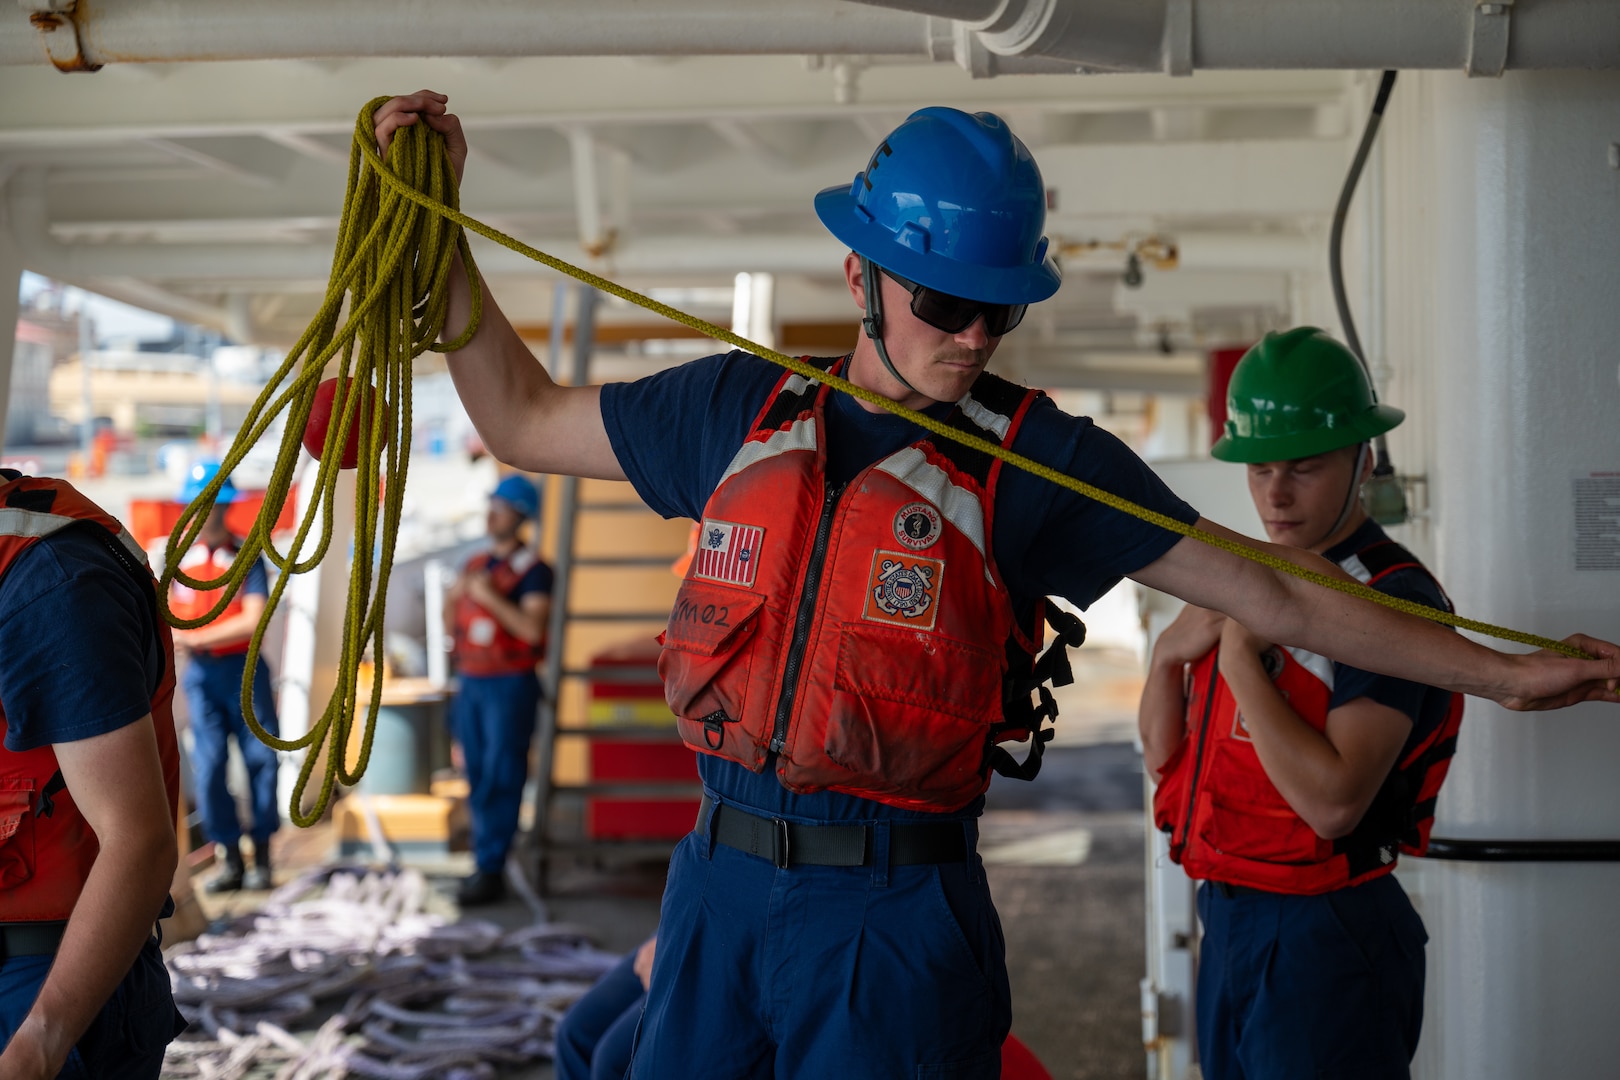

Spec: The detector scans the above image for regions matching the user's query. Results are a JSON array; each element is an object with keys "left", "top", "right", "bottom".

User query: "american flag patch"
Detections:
[{"left": 692, "top": 519, "right": 764, "bottom": 587}]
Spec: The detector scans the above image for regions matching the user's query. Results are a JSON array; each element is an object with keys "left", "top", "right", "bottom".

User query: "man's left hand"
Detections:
[{"left": 1497, "top": 634, "right": 1620, "bottom": 711}]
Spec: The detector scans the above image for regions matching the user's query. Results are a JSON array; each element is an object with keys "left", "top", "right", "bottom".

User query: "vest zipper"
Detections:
[
  {"left": 1178, "top": 656, "right": 1220, "bottom": 850},
  {"left": 770, "top": 481, "right": 845, "bottom": 753}
]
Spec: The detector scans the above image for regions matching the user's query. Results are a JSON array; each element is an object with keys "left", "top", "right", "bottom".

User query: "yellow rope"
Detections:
[
  {"left": 162, "top": 99, "right": 1588, "bottom": 826},
  {"left": 158, "top": 99, "right": 482, "bottom": 825}
]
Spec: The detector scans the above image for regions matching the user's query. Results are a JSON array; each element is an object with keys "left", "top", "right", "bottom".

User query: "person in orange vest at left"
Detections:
[
  {"left": 444, "top": 474, "right": 553, "bottom": 906},
  {"left": 169, "top": 460, "right": 281, "bottom": 893},
  {"left": 0, "top": 468, "right": 188, "bottom": 1077}
]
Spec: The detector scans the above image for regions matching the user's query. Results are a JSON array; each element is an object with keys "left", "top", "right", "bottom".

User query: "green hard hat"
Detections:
[{"left": 1210, "top": 327, "right": 1404, "bottom": 464}]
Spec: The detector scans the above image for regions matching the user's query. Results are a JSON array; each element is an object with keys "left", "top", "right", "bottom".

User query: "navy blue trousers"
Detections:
[
  {"left": 628, "top": 796, "right": 1010, "bottom": 1079},
  {"left": 1196, "top": 873, "right": 1428, "bottom": 1080},
  {"left": 182, "top": 651, "right": 281, "bottom": 848},
  {"left": 555, "top": 941, "right": 648, "bottom": 1080},
  {"left": 0, "top": 939, "right": 184, "bottom": 1079},
  {"left": 450, "top": 671, "right": 541, "bottom": 874}
]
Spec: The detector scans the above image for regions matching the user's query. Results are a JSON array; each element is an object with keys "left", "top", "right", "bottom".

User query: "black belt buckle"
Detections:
[{"left": 773, "top": 817, "right": 791, "bottom": 869}]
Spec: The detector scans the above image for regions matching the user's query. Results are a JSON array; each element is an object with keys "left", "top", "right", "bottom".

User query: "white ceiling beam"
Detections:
[
  {"left": 1041, "top": 139, "right": 1343, "bottom": 221},
  {"left": 706, "top": 118, "right": 812, "bottom": 170},
  {"left": 0, "top": 58, "right": 1349, "bottom": 147},
  {"left": 140, "top": 136, "right": 293, "bottom": 188},
  {"left": 262, "top": 130, "right": 349, "bottom": 166}
]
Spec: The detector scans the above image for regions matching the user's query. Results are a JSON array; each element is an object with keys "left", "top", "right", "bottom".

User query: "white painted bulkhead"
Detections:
[{"left": 1375, "top": 70, "right": 1620, "bottom": 1080}]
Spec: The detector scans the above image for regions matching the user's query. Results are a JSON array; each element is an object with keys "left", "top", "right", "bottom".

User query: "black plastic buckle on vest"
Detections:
[
  {"left": 699, "top": 710, "right": 732, "bottom": 751},
  {"left": 991, "top": 606, "right": 1086, "bottom": 783},
  {"left": 35, "top": 770, "right": 65, "bottom": 819}
]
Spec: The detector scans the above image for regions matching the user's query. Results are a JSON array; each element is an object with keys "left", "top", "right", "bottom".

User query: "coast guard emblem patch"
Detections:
[
  {"left": 692, "top": 519, "right": 763, "bottom": 588},
  {"left": 893, "top": 501, "right": 942, "bottom": 551},
  {"left": 863, "top": 550, "right": 944, "bottom": 631}
]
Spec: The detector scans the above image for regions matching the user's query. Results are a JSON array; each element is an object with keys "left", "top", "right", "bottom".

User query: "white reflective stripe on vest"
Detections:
[
  {"left": 715, "top": 414, "right": 818, "bottom": 490},
  {"left": 873, "top": 446, "right": 993, "bottom": 583},
  {"left": 0, "top": 507, "right": 80, "bottom": 542},
  {"left": 0, "top": 507, "right": 149, "bottom": 570},
  {"left": 1339, "top": 552, "right": 1373, "bottom": 583},
  {"left": 957, "top": 392, "right": 1012, "bottom": 441}
]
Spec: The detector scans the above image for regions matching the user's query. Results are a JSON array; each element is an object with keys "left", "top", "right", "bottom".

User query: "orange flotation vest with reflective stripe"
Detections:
[
  {"left": 1152, "top": 538, "right": 1464, "bottom": 894},
  {"left": 0, "top": 474, "right": 181, "bottom": 922},
  {"left": 452, "top": 548, "right": 547, "bottom": 677},
  {"left": 168, "top": 540, "right": 251, "bottom": 654},
  {"left": 658, "top": 356, "right": 1082, "bottom": 813}
]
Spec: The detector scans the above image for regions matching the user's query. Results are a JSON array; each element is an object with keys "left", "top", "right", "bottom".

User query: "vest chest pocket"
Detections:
[
  {"left": 658, "top": 581, "right": 766, "bottom": 754},
  {"left": 0, "top": 777, "right": 37, "bottom": 890}
]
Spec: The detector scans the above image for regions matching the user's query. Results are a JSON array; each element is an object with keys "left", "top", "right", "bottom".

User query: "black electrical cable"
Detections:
[{"left": 1328, "top": 70, "right": 1402, "bottom": 492}]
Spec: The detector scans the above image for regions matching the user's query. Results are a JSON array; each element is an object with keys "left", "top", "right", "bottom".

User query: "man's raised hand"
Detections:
[{"left": 373, "top": 90, "right": 466, "bottom": 184}]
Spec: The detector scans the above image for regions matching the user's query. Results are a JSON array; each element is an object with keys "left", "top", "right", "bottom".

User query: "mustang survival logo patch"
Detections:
[
  {"left": 863, "top": 550, "right": 944, "bottom": 631},
  {"left": 892, "top": 501, "right": 942, "bottom": 551}
]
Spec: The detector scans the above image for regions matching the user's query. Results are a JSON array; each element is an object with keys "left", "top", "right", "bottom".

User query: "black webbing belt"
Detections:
[
  {"left": 0, "top": 921, "right": 67, "bottom": 961},
  {"left": 700, "top": 795, "right": 968, "bottom": 869}
]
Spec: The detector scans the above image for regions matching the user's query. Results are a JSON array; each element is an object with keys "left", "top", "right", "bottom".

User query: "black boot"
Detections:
[
  {"left": 242, "top": 842, "right": 273, "bottom": 891},
  {"left": 204, "top": 843, "right": 245, "bottom": 894},
  {"left": 455, "top": 871, "right": 507, "bottom": 907}
]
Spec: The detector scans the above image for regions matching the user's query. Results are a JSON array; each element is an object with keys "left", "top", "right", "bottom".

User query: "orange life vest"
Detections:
[
  {"left": 1152, "top": 538, "right": 1464, "bottom": 894},
  {"left": 168, "top": 539, "right": 250, "bottom": 654},
  {"left": 0, "top": 474, "right": 181, "bottom": 922},
  {"left": 657, "top": 357, "right": 1083, "bottom": 813},
  {"left": 453, "top": 548, "right": 547, "bottom": 677}
]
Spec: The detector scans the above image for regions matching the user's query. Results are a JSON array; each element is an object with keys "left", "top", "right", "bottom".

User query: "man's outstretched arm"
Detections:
[
  {"left": 1131, "top": 517, "right": 1620, "bottom": 712},
  {"left": 373, "top": 91, "right": 624, "bottom": 481}
]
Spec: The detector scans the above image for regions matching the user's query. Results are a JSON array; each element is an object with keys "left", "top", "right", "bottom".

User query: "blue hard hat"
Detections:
[
  {"left": 814, "top": 107, "right": 1061, "bottom": 306},
  {"left": 180, "top": 460, "right": 237, "bottom": 505},
  {"left": 490, "top": 474, "right": 540, "bottom": 519}
]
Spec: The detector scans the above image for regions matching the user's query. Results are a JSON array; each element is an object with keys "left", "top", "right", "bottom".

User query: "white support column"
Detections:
[
  {"left": 0, "top": 220, "right": 22, "bottom": 449},
  {"left": 276, "top": 461, "right": 358, "bottom": 816},
  {"left": 1383, "top": 70, "right": 1620, "bottom": 1080}
]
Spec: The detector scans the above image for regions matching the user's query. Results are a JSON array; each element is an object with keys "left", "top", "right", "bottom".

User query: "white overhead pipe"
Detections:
[
  {"left": 0, "top": 0, "right": 934, "bottom": 66},
  {"left": 3, "top": 170, "right": 236, "bottom": 331},
  {"left": 851, "top": 0, "right": 1620, "bottom": 72}
]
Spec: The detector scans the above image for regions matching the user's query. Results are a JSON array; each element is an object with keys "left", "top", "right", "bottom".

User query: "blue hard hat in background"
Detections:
[
  {"left": 180, "top": 460, "right": 238, "bottom": 505},
  {"left": 490, "top": 474, "right": 540, "bottom": 519},
  {"left": 813, "top": 106, "right": 1061, "bottom": 306}
]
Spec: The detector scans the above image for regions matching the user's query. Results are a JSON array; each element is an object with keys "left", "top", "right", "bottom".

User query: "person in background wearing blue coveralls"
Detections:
[
  {"left": 444, "top": 474, "right": 552, "bottom": 907},
  {"left": 168, "top": 461, "right": 281, "bottom": 893},
  {"left": 373, "top": 90, "right": 1620, "bottom": 1079}
]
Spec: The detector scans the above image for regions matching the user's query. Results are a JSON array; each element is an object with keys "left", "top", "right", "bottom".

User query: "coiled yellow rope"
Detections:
[
  {"left": 164, "top": 99, "right": 1587, "bottom": 825},
  {"left": 159, "top": 99, "right": 482, "bottom": 825}
]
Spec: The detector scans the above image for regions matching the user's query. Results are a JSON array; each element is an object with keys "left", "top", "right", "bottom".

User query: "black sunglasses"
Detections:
[{"left": 881, "top": 269, "right": 1028, "bottom": 338}]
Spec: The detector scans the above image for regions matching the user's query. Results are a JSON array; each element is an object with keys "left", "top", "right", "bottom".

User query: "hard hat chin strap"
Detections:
[
  {"left": 859, "top": 257, "right": 920, "bottom": 397},
  {"left": 1324, "top": 441, "right": 1372, "bottom": 542}
]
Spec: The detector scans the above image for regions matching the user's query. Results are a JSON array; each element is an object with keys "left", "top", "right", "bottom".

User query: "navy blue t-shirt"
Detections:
[
  {"left": 601, "top": 351, "right": 1200, "bottom": 822},
  {"left": 0, "top": 518, "right": 165, "bottom": 753},
  {"left": 1322, "top": 519, "right": 1455, "bottom": 757}
]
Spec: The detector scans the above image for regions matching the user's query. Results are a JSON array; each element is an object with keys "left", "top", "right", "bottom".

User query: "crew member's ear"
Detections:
[{"left": 843, "top": 251, "right": 866, "bottom": 309}]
